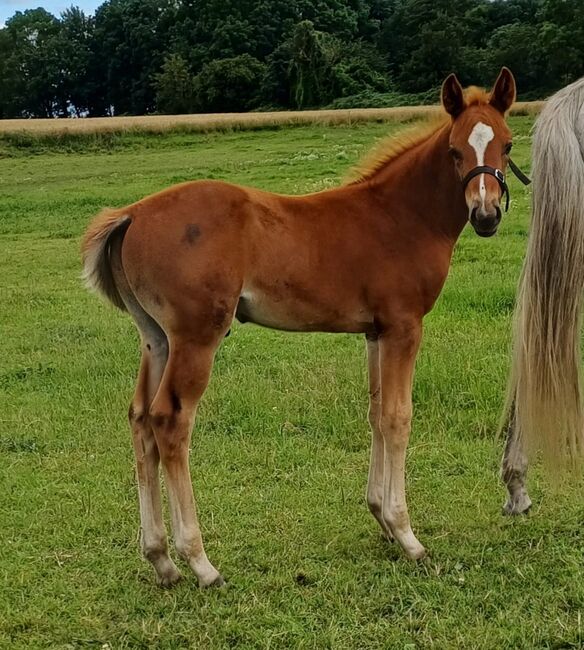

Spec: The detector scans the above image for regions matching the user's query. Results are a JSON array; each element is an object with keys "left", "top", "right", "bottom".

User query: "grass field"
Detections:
[{"left": 1, "top": 116, "right": 582, "bottom": 649}]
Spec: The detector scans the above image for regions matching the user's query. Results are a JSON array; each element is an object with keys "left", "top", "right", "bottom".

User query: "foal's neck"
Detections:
[{"left": 365, "top": 123, "right": 468, "bottom": 242}]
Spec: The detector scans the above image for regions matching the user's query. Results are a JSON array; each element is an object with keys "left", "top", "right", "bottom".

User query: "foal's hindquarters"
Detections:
[{"left": 107, "top": 193, "right": 248, "bottom": 587}]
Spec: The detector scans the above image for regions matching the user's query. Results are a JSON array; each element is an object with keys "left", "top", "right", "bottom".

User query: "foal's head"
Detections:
[{"left": 442, "top": 68, "right": 516, "bottom": 237}]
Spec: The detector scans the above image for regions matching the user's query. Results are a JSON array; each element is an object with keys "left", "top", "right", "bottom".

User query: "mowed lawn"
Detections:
[{"left": 1, "top": 119, "right": 582, "bottom": 649}]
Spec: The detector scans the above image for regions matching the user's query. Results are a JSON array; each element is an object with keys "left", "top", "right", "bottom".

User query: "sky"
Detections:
[{"left": 0, "top": 0, "right": 102, "bottom": 25}]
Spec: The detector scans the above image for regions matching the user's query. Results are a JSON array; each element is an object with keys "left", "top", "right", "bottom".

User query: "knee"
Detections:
[{"left": 379, "top": 406, "right": 411, "bottom": 435}]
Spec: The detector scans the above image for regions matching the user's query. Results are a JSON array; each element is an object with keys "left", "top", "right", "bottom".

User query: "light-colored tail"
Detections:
[
  {"left": 503, "top": 78, "right": 584, "bottom": 468},
  {"left": 81, "top": 208, "right": 132, "bottom": 311}
]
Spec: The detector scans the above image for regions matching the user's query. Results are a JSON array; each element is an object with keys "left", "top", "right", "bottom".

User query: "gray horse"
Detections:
[{"left": 502, "top": 77, "right": 584, "bottom": 513}]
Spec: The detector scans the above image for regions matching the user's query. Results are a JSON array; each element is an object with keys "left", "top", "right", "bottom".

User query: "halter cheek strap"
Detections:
[
  {"left": 461, "top": 159, "right": 531, "bottom": 213},
  {"left": 508, "top": 158, "right": 532, "bottom": 186}
]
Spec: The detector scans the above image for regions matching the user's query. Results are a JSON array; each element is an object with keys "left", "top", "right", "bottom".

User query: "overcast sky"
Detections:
[{"left": 0, "top": 0, "right": 101, "bottom": 24}]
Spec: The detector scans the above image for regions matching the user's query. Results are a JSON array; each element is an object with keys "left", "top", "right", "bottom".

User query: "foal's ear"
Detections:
[
  {"left": 489, "top": 67, "right": 516, "bottom": 114},
  {"left": 441, "top": 73, "right": 465, "bottom": 118}
]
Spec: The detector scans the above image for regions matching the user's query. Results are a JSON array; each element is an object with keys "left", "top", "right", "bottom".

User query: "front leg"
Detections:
[
  {"left": 365, "top": 335, "right": 394, "bottom": 542},
  {"left": 378, "top": 321, "right": 426, "bottom": 560}
]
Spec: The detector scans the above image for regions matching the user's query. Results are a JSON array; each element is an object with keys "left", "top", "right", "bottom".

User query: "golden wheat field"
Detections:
[{"left": 0, "top": 102, "right": 543, "bottom": 135}]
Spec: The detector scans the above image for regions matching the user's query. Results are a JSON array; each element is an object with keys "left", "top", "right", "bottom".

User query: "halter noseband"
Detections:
[{"left": 461, "top": 159, "right": 531, "bottom": 212}]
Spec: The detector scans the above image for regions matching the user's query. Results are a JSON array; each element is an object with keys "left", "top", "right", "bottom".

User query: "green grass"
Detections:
[{"left": 1, "top": 117, "right": 582, "bottom": 649}]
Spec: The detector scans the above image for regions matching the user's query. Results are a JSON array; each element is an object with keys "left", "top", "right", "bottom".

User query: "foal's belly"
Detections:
[{"left": 234, "top": 288, "right": 373, "bottom": 334}]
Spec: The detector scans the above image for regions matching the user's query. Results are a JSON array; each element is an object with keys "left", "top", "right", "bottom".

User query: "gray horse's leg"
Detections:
[{"left": 501, "top": 406, "right": 532, "bottom": 515}]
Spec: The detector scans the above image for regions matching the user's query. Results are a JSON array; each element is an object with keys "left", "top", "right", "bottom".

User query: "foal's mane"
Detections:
[{"left": 346, "top": 86, "right": 491, "bottom": 185}]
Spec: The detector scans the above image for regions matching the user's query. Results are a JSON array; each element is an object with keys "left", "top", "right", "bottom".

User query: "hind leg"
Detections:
[
  {"left": 129, "top": 334, "right": 182, "bottom": 586},
  {"left": 150, "top": 337, "right": 224, "bottom": 587},
  {"left": 110, "top": 221, "right": 181, "bottom": 585},
  {"left": 501, "top": 407, "right": 532, "bottom": 515}
]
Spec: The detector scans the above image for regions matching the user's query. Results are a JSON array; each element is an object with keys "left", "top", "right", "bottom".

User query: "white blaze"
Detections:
[{"left": 468, "top": 121, "right": 494, "bottom": 208}]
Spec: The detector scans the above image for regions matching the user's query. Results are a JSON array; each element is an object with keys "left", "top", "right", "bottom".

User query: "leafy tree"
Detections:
[
  {"left": 329, "top": 41, "right": 389, "bottom": 98},
  {"left": 91, "top": 0, "right": 176, "bottom": 115},
  {"left": 397, "top": 13, "right": 467, "bottom": 91},
  {"left": 3, "top": 8, "right": 63, "bottom": 117},
  {"left": 286, "top": 20, "right": 331, "bottom": 108},
  {"left": 57, "top": 7, "right": 94, "bottom": 116},
  {"left": 194, "top": 54, "right": 266, "bottom": 112},
  {"left": 483, "top": 23, "right": 543, "bottom": 95},
  {"left": 537, "top": 0, "right": 584, "bottom": 89},
  {"left": 154, "top": 54, "right": 196, "bottom": 114},
  {"left": 262, "top": 41, "right": 296, "bottom": 108},
  {"left": 0, "top": 29, "right": 17, "bottom": 118},
  {"left": 380, "top": 0, "right": 478, "bottom": 87}
]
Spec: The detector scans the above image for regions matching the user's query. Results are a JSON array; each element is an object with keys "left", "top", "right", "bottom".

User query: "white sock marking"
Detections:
[{"left": 468, "top": 122, "right": 494, "bottom": 208}]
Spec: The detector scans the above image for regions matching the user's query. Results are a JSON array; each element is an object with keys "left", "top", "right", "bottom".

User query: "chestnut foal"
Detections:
[{"left": 83, "top": 69, "right": 517, "bottom": 587}]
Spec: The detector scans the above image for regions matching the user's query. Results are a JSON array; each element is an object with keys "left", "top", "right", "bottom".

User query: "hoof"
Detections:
[
  {"left": 411, "top": 547, "right": 428, "bottom": 562},
  {"left": 201, "top": 574, "right": 226, "bottom": 589},
  {"left": 158, "top": 569, "right": 182, "bottom": 588},
  {"left": 403, "top": 542, "right": 427, "bottom": 562},
  {"left": 502, "top": 493, "right": 532, "bottom": 516}
]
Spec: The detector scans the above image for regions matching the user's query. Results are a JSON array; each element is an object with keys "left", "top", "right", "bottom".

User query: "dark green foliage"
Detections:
[
  {"left": 264, "top": 20, "right": 390, "bottom": 109},
  {"left": 2, "top": 9, "right": 63, "bottom": 117},
  {"left": 194, "top": 55, "right": 267, "bottom": 112},
  {"left": 58, "top": 8, "right": 95, "bottom": 117},
  {"left": 287, "top": 21, "right": 332, "bottom": 109},
  {"left": 90, "top": 0, "right": 177, "bottom": 115},
  {"left": 154, "top": 54, "right": 196, "bottom": 115},
  {"left": 0, "top": 0, "right": 583, "bottom": 116},
  {"left": 327, "top": 87, "right": 439, "bottom": 109}
]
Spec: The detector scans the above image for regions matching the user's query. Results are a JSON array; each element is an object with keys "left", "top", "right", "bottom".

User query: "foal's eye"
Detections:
[
  {"left": 504, "top": 143, "right": 513, "bottom": 155},
  {"left": 449, "top": 147, "right": 462, "bottom": 162}
]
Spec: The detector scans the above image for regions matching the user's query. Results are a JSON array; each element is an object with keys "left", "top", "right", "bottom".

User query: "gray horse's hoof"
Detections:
[{"left": 502, "top": 492, "right": 532, "bottom": 516}]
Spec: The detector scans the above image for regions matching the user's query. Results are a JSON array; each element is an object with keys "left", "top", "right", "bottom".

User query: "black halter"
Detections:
[{"left": 461, "top": 158, "right": 531, "bottom": 212}]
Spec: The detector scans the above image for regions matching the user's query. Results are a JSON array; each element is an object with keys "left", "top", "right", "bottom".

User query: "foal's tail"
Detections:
[
  {"left": 503, "top": 78, "right": 584, "bottom": 468},
  {"left": 81, "top": 208, "right": 132, "bottom": 311}
]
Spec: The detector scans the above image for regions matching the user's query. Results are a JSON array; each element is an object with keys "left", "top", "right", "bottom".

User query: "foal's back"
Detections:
[{"left": 116, "top": 177, "right": 447, "bottom": 336}]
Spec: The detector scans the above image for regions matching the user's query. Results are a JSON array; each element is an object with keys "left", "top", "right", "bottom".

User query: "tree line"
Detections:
[{"left": 0, "top": 0, "right": 582, "bottom": 118}]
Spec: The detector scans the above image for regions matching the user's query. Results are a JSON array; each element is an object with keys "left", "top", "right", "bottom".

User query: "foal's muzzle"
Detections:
[{"left": 470, "top": 206, "right": 502, "bottom": 237}]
